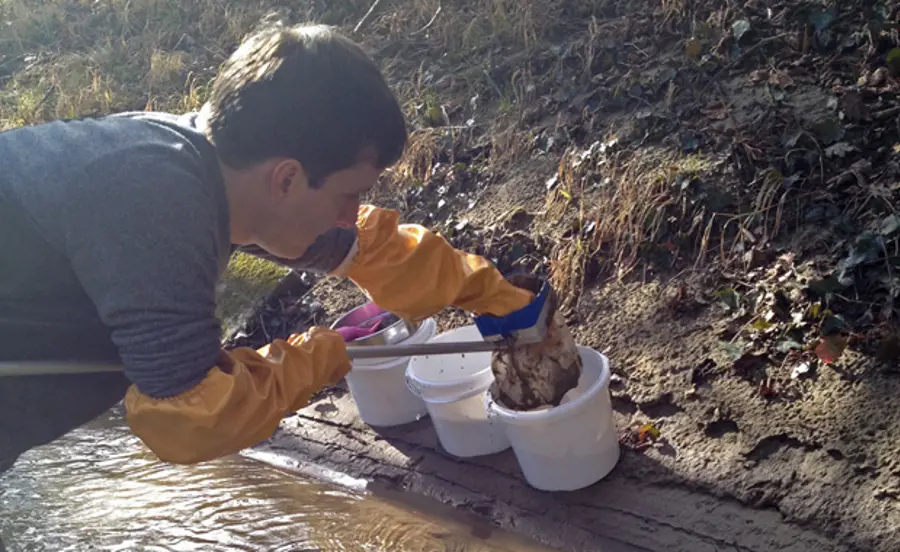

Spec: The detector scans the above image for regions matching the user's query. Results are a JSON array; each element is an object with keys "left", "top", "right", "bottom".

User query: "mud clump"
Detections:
[{"left": 489, "top": 273, "right": 582, "bottom": 411}]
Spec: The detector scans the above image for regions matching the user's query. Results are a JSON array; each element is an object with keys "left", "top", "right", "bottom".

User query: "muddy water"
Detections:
[{"left": 0, "top": 409, "right": 554, "bottom": 552}]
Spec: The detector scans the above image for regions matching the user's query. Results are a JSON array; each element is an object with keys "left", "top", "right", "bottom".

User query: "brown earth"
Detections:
[
  {"left": 253, "top": 184, "right": 898, "bottom": 552},
  {"left": 204, "top": 1, "right": 900, "bottom": 551}
]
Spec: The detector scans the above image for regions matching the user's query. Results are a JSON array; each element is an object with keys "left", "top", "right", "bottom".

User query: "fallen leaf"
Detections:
[
  {"left": 825, "top": 142, "right": 857, "bottom": 158},
  {"left": 841, "top": 90, "right": 867, "bottom": 122},
  {"left": 767, "top": 71, "right": 794, "bottom": 88},
  {"left": 813, "top": 118, "right": 845, "bottom": 145},
  {"left": 713, "top": 287, "right": 740, "bottom": 310},
  {"left": 870, "top": 67, "right": 889, "bottom": 87},
  {"left": 685, "top": 38, "right": 702, "bottom": 58},
  {"left": 807, "top": 275, "right": 847, "bottom": 296},
  {"left": 752, "top": 318, "right": 773, "bottom": 331},
  {"left": 888, "top": 48, "right": 900, "bottom": 76},
  {"left": 815, "top": 335, "right": 848, "bottom": 364},
  {"left": 732, "top": 19, "right": 751, "bottom": 42},
  {"left": 879, "top": 214, "right": 900, "bottom": 236},
  {"left": 782, "top": 128, "right": 803, "bottom": 148},
  {"left": 776, "top": 339, "right": 803, "bottom": 353},
  {"left": 639, "top": 423, "right": 661, "bottom": 442},
  {"left": 808, "top": 303, "right": 823, "bottom": 320},
  {"left": 791, "top": 362, "right": 812, "bottom": 379},
  {"left": 820, "top": 314, "right": 847, "bottom": 336},
  {"left": 720, "top": 341, "right": 746, "bottom": 361}
]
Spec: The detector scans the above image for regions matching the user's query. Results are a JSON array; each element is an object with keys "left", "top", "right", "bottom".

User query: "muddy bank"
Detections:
[
  {"left": 254, "top": 380, "right": 846, "bottom": 552},
  {"left": 216, "top": 1, "right": 900, "bottom": 549},
  {"left": 267, "top": 271, "right": 899, "bottom": 552}
]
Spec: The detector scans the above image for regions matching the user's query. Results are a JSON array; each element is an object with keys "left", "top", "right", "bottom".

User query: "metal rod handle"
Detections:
[
  {"left": 0, "top": 341, "right": 508, "bottom": 377},
  {"left": 346, "top": 340, "right": 505, "bottom": 360},
  {"left": 0, "top": 361, "right": 124, "bottom": 377}
]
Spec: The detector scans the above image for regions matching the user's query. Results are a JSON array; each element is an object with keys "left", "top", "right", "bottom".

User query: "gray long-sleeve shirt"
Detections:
[{"left": 0, "top": 112, "right": 356, "bottom": 398}]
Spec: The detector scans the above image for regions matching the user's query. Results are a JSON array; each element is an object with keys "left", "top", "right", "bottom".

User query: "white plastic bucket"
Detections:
[
  {"left": 406, "top": 325, "right": 511, "bottom": 458},
  {"left": 485, "top": 347, "right": 619, "bottom": 491},
  {"left": 344, "top": 317, "right": 436, "bottom": 427}
]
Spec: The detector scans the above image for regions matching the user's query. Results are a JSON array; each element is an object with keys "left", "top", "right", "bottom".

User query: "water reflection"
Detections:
[{"left": 0, "top": 410, "right": 550, "bottom": 552}]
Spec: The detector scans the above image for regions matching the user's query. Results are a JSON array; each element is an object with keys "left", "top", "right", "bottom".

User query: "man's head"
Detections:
[{"left": 202, "top": 23, "right": 407, "bottom": 258}]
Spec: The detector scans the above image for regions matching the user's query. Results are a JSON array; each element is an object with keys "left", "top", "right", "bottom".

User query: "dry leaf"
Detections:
[
  {"left": 685, "top": 38, "right": 702, "bottom": 58},
  {"left": 768, "top": 71, "right": 795, "bottom": 88},
  {"left": 815, "top": 335, "right": 847, "bottom": 364},
  {"left": 791, "top": 362, "right": 811, "bottom": 379},
  {"left": 639, "top": 423, "right": 661, "bottom": 442}
]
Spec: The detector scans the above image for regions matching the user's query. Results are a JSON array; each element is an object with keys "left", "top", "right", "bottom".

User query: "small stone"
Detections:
[{"left": 871, "top": 67, "right": 888, "bottom": 87}]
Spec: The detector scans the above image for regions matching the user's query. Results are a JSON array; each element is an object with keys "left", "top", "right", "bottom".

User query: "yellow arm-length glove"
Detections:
[
  {"left": 333, "top": 205, "right": 534, "bottom": 321},
  {"left": 123, "top": 327, "right": 350, "bottom": 465}
]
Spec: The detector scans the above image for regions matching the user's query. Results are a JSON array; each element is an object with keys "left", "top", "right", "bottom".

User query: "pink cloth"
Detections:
[{"left": 335, "top": 310, "right": 391, "bottom": 342}]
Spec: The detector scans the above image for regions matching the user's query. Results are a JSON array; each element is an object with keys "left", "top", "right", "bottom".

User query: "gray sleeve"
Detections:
[
  {"left": 236, "top": 226, "right": 357, "bottom": 274},
  {"left": 63, "top": 153, "right": 224, "bottom": 399}
]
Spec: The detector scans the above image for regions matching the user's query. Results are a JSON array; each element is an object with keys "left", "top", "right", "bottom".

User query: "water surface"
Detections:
[{"left": 0, "top": 409, "right": 552, "bottom": 552}]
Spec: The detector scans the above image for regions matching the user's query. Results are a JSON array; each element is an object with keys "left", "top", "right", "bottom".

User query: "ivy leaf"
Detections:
[
  {"left": 815, "top": 335, "right": 848, "bottom": 364},
  {"left": 807, "top": 274, "right": 848, "bottom": 296},
  {"left": 820, "top": 314, "right": 847, "bottom": 336}
]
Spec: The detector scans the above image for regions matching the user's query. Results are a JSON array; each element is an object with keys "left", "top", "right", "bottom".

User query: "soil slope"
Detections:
[{"left": 224, "top": 2, "right": 900, "bottom": 551}]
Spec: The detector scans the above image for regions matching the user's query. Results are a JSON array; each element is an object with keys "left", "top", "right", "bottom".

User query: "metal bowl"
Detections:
[{"left": 330, "top": 302, "right": 420, "bottom": 347}]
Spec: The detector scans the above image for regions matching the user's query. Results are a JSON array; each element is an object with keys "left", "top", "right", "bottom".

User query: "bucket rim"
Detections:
[
  {"left": 485, "top": 346, "right": 610, "bottom": 423},
  {"left": 405, "top": 364, "right": 495, "bottom": 403},
  {"left": 404, "top": 324, "right": 494, "bottom": 392}
]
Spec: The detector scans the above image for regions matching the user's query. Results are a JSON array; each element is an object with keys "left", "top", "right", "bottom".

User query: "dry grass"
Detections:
[{"left": 0, "top": 0, "right": 794, "bottom": 311}]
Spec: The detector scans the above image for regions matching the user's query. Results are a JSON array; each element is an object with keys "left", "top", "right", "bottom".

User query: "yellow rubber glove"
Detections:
[
  {"left": 333, "top": 205, "right": 534, "bottom": 321},
  {"left": 123, "top": 327, "right": 350, "bottom": 464}
]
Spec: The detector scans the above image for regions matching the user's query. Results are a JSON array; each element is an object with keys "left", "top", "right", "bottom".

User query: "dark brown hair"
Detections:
[{"left": 203, "top": 23, "right": 407, "bottom": 188}]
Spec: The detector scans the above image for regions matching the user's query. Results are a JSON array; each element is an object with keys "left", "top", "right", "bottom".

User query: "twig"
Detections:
[
  {"left": 873, "top": 106, "right": 900, "bottom": 120},
  {"left": 354, "top": 0, "right": 383, "bottom": 34},
  {"left": 412, "top": 5, "right": 442, "bottom": 35}
]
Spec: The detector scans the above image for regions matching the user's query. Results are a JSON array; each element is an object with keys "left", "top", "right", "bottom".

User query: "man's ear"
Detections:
[{"left": 270, "top": 159, "right": 308, "bottom": 198}]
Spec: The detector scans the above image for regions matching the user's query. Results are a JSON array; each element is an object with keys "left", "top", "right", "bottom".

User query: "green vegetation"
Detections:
[{"left": 217, "top": 252, "right": 289, "bottom": 338}]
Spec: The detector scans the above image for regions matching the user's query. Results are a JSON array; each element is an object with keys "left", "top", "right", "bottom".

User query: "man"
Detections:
[{"left": 0, "top": 23, "right": 534, "bottom": 476}]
